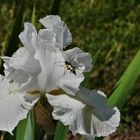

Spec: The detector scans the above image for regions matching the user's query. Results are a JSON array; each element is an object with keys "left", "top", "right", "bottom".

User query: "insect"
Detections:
[
  {"left": 64, "top": 60, "right": 76, "bottom": 75},
  {"left": 54, "top": 55, "right": 77, "bottom": 75}
]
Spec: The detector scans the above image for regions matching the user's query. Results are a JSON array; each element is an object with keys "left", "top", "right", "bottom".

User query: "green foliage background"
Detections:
[{"left": 0, "top": 0, "right": 140, "bottom": 139}]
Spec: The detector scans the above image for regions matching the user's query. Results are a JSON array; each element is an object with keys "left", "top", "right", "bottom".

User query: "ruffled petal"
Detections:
[
  {"left": 91, "top": 107, "right": 120, "bottom": 137},
  {"left": 19, "top": 22, "right": 41, "bottom": 52},
  {"left": 2, "top": 47, "right": 41, "bottom": 90},
  {"left": 19, "top": 22, "right": 37, "bottom": 50},
  {"left": 39, "top": 15, "right": 62, "bottom": 29},
  {"left": 46, "top": 94, "right": 87, "bottom": 135},
  {"left": 39, "top": 15, "right": 72, "bottom": 49},
  {"left": 2, "top": 47, "right": 41, "bottom": 75},
  {"left": 38, "top": 29, "right": 56, "bottom": 45},
  {"left": 46, "top": 88, "right": 120, "bottom": 139},
  {"left": 64, "top": 47, "right": 93, "bottom": 72},
  {"left": 0, "top": 75, "right": 38, "bottom": 134},
  {"left": 77, "top": 88, "right": 120, "bottom": 137},
  {"left": 3, "top": 66, "right": 33, "bottom": 90}
]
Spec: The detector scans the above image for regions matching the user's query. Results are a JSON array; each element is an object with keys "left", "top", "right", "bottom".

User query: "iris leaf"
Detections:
[
  {"left": 108, "top": 49, "right": 140, "bottom": 108},
  {"left": 53, "top": 121, "right": 69, "bottom": 140},
  {"left": 16, "top": 110, "right": 35, "bottom": 140},
  {"left": 95, "top": 49, "right": 140, "bottom": 140}
]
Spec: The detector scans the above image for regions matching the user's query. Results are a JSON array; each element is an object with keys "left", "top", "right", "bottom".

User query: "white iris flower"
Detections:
[
  {"left": 0, "top": 18, "right": 91, "bottom": 133},
  {"left": 46, "top": 87, "right": 120, "bottom": 140},
  {"left": 0, "top": 15, "right": 120, "bottom": 139}
]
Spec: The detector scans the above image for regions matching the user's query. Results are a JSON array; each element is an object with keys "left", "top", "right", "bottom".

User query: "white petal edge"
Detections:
[
  {"left": 39, "top": 15, "right": 72, "bottom": 48},
  {"left": 2, "top": 47, "right": 41, "bottom": 75},
  {"left": 64, "top": 47, "right": 93, "bottom": 72},
  {"left": 19, "top": 22, "right": 37, "bottom": 49},
  {"left": 92, "top": 107, "right": 120, "bottom": 137},
  {"left": 46, "top": 90, "right": 120, "bottom": 139},
  {"left": 0, "top": 75, "right": 38, "bottom": 134},
  {"left": 77, "top": 88, "right": 117, "bottom": 121},
  {"left": 46, "top": 94, "right": 94, "bottom": 138}
]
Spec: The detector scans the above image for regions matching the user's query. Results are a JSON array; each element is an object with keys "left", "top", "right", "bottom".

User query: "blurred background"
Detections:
[{"left": 0, "top": 0, "right": 140, "bottom": 139}]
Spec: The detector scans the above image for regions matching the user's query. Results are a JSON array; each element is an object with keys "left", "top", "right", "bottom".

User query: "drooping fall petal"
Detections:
[
  {"left": 46, "top": 88, "right": 120, "bottom": 140},
  {"left": 0, "top": 75, "right": 38, "bottom": 134}
]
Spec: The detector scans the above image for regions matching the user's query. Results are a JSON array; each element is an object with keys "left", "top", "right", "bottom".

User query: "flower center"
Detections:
[{"left": 27, "top": 89, "right": 42, "bottom": 95}]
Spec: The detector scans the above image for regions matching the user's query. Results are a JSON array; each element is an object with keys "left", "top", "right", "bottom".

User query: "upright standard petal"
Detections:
[
  {"left": 46, "top": 88, "right": 120, "bottom": 140},
  {"left": 39, "top": 15, "right": 72, "bottom": 49},
  {"left": 38, "top": 29, "right": 56, "bottom": 45},
  {"left": 0, "top": 75, "right": 38, "bottom": 134},
  {"left": 19, "top": 22, "right": 37, "bottom": 50},
  {"left": 34, "top": 46, "right": 84, "bottom": 95},
  {"left": 19, "top": 22, "right": 43, "bottom": 52}
]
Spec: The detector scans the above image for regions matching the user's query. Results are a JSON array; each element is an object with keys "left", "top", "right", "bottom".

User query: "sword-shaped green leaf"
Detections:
[
  {"left": 16, "top": 110, "right": 35, "bottom": 140},
  {"left": 53, "top": 121, "right": 69, "bottom": 140},
  {"left": 108, "top": 49, "right": 140, "bottom": 108}
]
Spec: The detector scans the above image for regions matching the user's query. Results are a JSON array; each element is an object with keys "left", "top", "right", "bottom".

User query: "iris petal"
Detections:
[
  {"left": 0, "top": 75, "right": 38, "bottom": 134},
  {"left": 39, "top": 15, "right": 72, "bottom": 49},
  {"left": 46, "top": 88, "right": 120, "bottom": 139}
]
